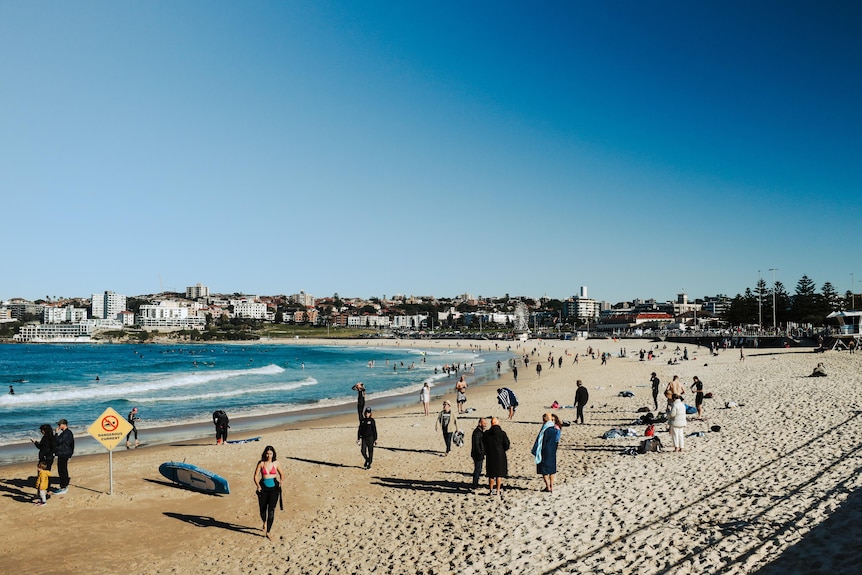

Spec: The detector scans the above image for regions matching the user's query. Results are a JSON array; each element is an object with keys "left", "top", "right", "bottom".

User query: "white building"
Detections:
[
  {"left": 186, "top": 283, "right": 210, "bottom": 300},
  {"left": 391, "top": 315, "right": 427, "bottom": 329},
  {"left": 43, "top": 305, "right": 88, "bottom": 324},
  {"left": 14, "top": 323, "right": 92, "bottom": 342},
  {"left": 347, "top": 315, "right": 391, "bottom": 328},
  {"left": 91, "top": 291, "right": 127, "bottom": 319},
  {"left": 231, "top": 298, "right": 267, "bottom": 320},
  {"left": 138, "top": 301, "right": 206, "bottom": 330}
]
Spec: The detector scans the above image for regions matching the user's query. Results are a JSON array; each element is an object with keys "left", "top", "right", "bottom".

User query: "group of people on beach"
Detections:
[
  {"left": 26, "top": 406, "right": 144, "bottom": 505},
  {"left": 28, "top": 419, "right": 75, "bottom": 505}
]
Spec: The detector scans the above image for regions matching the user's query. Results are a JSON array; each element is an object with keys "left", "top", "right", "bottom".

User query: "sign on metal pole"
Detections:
[{"left": 87, "top": 407, "right": 134, "bottom": 495}]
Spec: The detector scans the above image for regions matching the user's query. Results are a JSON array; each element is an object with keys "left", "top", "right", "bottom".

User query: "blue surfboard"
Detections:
[
  {"left": 158, "top": 462, "right": 230, "bottom": 494},
  {"left": 225, "top": 436, "right": 261, "bottom": 444}
]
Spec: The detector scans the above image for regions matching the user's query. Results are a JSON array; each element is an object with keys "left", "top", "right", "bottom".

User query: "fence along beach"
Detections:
[{"left": 0, "top": 337, "right": 860, "bottom": 574}]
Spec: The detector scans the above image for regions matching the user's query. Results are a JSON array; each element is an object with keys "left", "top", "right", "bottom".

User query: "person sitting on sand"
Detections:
[{"left": 810, "top": 362, "right": 827, "bottom": 377}]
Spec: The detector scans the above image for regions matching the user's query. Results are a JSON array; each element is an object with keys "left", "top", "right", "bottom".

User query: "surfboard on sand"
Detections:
[
  {"left": 225, "top": 436, "right": 261, "bottom": 444},
  {"left": 158, "top": 462, "right": 230, "bottom": 494}
]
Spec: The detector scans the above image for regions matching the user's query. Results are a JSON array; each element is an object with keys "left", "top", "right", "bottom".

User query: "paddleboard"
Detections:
[
  {"left": 225, "top": 436, "right": 261, "bottom": 444},
  {"left": 158, "top": 462, "right": 230, "bottom": 494}
]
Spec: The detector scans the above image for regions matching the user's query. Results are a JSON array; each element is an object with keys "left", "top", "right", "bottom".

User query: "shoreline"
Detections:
[{"left": 0, "top": 338, "right": 517, "bottom": 466}]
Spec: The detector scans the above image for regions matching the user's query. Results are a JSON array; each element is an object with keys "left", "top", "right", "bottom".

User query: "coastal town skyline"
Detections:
[{"left": 2, "top": 3, "right": 860, "bottom": 303}]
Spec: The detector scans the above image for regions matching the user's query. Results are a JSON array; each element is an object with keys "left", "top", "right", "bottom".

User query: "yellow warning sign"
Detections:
[{"left": 88, "top": 407, "right": 134, "bottom": 451}]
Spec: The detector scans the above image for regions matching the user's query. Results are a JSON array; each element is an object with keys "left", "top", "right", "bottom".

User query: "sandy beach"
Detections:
[{"left": 1, "top": 338, "right": 861, "bottom": 575}]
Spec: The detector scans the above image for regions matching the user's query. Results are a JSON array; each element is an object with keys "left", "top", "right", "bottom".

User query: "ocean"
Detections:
[{"left": 0, "top": 341, "right": 513, "bottom": 463}]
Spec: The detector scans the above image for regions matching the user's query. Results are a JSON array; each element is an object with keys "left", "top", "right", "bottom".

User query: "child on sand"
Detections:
[{"left": 34, "top": 461, "right": 50, "bottom": 506}]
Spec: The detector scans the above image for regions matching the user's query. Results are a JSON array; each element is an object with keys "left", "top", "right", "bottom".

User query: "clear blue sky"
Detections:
[{"left": 2, "top": 2, "right": 860, "bottom": 304}]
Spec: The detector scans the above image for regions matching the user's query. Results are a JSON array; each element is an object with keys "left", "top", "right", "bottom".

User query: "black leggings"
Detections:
[{"left": 258, "top": 486, "right": 280, "bottom": 532}]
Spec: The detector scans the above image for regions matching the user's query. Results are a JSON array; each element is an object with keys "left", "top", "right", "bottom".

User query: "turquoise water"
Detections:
[{"left": 0, "top": 342, "right": 511, "bottom": 448}]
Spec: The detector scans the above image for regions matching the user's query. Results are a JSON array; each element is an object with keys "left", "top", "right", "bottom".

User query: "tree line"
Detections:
[{"left": 723, "top": 275, "right": 854, "bottom": 327}]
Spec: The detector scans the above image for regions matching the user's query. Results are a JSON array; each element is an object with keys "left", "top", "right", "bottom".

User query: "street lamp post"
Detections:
[
  {"left": 758, "top": 270, "right": 762, "bottom": 331},
  {"left": 770, "top": 268, "right": 779, "bottom": 332}
]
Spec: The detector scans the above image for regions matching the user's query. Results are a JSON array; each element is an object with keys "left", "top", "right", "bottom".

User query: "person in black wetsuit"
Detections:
[
  {"left": 650, "top": 372, "right": 661, "bottom": 411},
  {"left": 213, "top": 410, "right": 230, "bottom": 444},
  {"left": 357, "top": 407, "right": 378, "bottom": 469}
]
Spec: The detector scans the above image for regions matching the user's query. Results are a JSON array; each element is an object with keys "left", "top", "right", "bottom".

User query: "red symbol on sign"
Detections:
[{"left": 101, "top": 415, "right": 119, "bottom": 432}]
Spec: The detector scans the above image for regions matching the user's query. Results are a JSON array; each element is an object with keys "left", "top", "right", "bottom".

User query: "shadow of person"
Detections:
[
  {"left": 163, "top": 512, "right": 260, "bottom": 537},
  {"left": 0, "top": 476, "right": 38, "bottom": 503}
]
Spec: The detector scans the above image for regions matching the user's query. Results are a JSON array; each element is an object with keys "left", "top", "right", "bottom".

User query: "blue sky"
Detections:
[{"left": 2, "top": 2, "right": 860, "bottom": 304}]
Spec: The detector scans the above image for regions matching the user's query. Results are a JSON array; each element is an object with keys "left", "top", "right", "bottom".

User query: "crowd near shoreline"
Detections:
[{"left": 1, "top": 337, "right": 861, "bottom": 575}]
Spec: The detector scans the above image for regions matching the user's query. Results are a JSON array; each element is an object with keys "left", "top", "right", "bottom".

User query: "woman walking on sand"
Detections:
[
  {"left": 254, "top": 445, "right": 284, "bottom": 540},
  {"left": 421, "top": 382, "right": 430, "bottom": 416},
  {"left": 435, "top": 400, "right": 459, "bottom": 455}
]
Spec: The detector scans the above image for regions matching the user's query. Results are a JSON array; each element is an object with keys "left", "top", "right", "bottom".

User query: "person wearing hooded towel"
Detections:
[
  {"left": 531, "top": 412, "right": 560, "bottom": 493},
  {"left": 497, "top": 388, "right": 518, "bottom": 420},
  {"left": 483, "top": 417, "right": 510, "bottom": 496}
]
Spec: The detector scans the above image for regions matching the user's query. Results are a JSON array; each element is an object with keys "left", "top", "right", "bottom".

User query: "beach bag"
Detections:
[
  {"left": 685, "top": 405, "right": 697, "bottom": 415},
  {"left": 452, "top": 430, "right": 465, "bottom": 447},
  {"left": 644, "top": 424, "right": 655, "bottom": 437},
  {"left": 637, "top": 437, "right": 662, "bottom": 454}
]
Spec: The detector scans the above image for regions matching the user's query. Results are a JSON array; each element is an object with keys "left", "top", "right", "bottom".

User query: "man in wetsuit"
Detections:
[{"left": 357, "top": 407, "right": 378, "bottom": 469}]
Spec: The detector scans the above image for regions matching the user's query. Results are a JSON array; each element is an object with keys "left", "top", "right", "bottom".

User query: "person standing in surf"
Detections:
[{"left": 253, "top": 445, "right": 284, "bottom": 540}]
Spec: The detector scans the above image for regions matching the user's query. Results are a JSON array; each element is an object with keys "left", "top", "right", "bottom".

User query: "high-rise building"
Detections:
[
  {"left": 186, "top": 283, "right": 210, "bottom": 300},
  {"left": 91, "top": 291, "right": 127, "bottom": 319}
]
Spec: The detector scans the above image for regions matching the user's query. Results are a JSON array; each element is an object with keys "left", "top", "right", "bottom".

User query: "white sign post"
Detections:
[{"left": 87, "top": 407, "right": 134, "bottom": 495}]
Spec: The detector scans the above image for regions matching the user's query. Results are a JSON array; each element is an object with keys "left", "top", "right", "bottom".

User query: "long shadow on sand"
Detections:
[
  {"left": 752, "top": 486, "right": 862, "bottom": 574},
  {"left": 163, "top": 512, "right": 260, "bottom": 537},
  {"left": 540, "top": 410, "right": 862, "bottom": 575},
  {"left": 286, "top": 456, "right": 354, "bottom": 468},
  {"left": 0, "top": 476, "right": 36, "bottom": 503},
  {"left": 373, "top": 475, "right": 530, "bottom": 495},
  {"left": 376, "top": 445, "right": 441, "bottom": 456}
]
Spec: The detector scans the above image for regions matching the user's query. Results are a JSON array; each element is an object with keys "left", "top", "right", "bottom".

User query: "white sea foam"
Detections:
[
  {"left": 0, "top": 364, "right": 285, "bottom": 406},
  {"left": 135, "top": 377, "right": 318, "bottom": 403}
]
